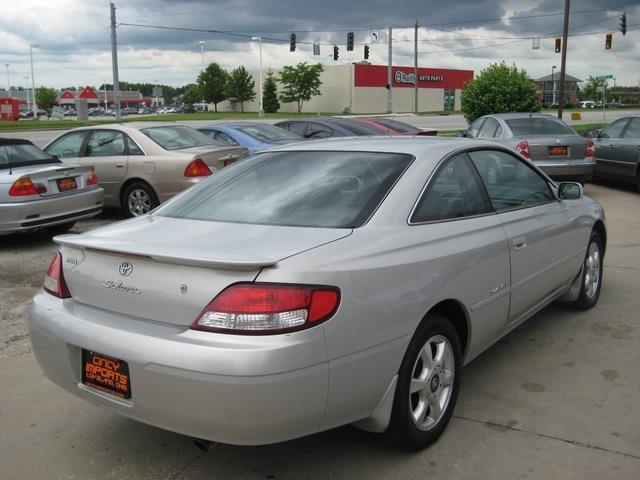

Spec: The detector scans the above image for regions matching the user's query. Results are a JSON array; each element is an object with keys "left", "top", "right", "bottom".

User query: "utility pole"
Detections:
[
  {"left": 414, "top": 20, "right": 418, "bottom": 113},
  {"left": 110, "top": 2, "right": 121, "bottom": 120},
  {"left": 5, "top": 64, "right": 10, "bottom": 98},
  {"left": 557, "top": 0, "right": 570, "bottom": 119},
  {"left": 30, "top": 44, "right": 39, "bottom": 118},
  {"left": 387, "top": 27, "right": 393, "bottom": 113}
]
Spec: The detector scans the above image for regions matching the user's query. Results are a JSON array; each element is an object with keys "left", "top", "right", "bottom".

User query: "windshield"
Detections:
[
  {"left": 141, "top": 126, "right": 217, "bottom": 150},
  {"left": 157, "top": 150, "right": 413, "bottom": 228},
  {"left": 236, "top": 124, "right": 301, "bottom": 142},
  {"left": 506, "top": 118, "right": 574, "bottom": 136},
  {"left": 374, "top": 118, "right": 420, "bottom": 133},
  {"left": 0, "top": 142, "right": 59, "bottom": 169}
]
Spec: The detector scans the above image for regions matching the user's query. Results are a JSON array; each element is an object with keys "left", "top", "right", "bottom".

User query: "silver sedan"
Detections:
[
  {"left": 28, "top": 137, "right": 605, "bottom": 450},
  {"left": 1, "top": 138, "right": 103, "bottom": 235},
  {"left": 463, "top": 113, "right": 596, "bottom": 183}
]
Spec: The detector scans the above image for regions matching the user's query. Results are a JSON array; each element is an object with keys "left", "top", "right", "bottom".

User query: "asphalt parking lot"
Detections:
[{"left": 1, "top": 181, "right": 639, "bottom": 480}]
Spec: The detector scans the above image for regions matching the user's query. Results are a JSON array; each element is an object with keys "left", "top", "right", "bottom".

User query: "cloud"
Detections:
[{"left": 0, "top": 0, "right": 637, "bottom": 89}]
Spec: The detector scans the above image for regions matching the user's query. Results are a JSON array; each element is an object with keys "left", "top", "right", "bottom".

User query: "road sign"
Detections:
[{"left": 596, "top": 75, "right": 614, "bottom": 80}]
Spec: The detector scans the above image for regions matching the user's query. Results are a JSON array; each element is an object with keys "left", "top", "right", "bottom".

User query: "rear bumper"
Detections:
[
  {"left": 534, "top": 158, "right": 595, "bottom": 182},
  {"left": 0, "top": 187, "right": 104, "bottom": 234},
  {"left": 27, "top": 291, "right": 329, "bottom": 445}
]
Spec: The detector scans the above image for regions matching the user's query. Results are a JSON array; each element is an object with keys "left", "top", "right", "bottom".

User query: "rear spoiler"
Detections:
[{"left": 54, "top": 235, "right": 278, "bottom": 271}]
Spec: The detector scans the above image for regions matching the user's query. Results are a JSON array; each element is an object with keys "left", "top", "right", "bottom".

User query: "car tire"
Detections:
[
  {"left": 47, "top": 222, "right": 76, "bottom": 236},
  {"left": 384, "top": 313, "right": 462, "bottom": 450},
  {"left": 122, "top": 182, "right": 159, "bottom": 218},
  {"left": 572, "top": 231, "right": 604, "bottom": 310}
]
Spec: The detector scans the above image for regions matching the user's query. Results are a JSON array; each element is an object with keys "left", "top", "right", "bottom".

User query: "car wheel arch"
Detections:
[
  {"left": 592, "top": 220, "right": 607, "bottom": 257},
  {"left": 119, "top": 178, "right": 159, "bottom": 210},
  {"left": 421, "top": 299, "right": 470, "bottom": 361}
]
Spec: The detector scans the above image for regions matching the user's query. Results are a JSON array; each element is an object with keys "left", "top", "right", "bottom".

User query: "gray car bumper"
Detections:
[
  {"left": 534, "top": 158, "right": 596, "bottom": 182},
  {"left": 0, "top": 187, "right": 104, "bottom": 234},
  {"left": 27, "top": 291, "right": 329, "bottom": 445}
]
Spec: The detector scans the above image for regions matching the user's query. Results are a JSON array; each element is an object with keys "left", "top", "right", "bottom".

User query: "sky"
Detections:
[{"left": 0, "top": 0, "right": 639, "bottom": 90}]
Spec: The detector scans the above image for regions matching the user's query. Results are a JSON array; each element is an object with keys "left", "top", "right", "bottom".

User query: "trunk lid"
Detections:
[
  {"left": 2, "top": 163, "right": 96, "bottom": 200},
  {"left": 523, "top": 135, "right": 588, "bottom": 161},
  {"left": 180, "top": 145, "right": 249, "bottom": 171},
  {"left": 56, "top": 215, "right": 351, "bottom": 326}
]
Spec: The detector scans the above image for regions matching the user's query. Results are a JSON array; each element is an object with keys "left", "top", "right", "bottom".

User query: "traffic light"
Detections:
[
  {"left": 364, "top": 44, "right": 370, "bottom": 60},
  {"left": 554, "top": 38, "right": 561, "bottom": 53},
  {"left": 347, "top": 32, "right": 354, "bottom": 51},
  {"left": 620, "top": 13, "right": 627, "bottom": 35},
  {"left": 605, "top": 32, "right": 612, "bottom": 50},
  {"left": 289, "top": 33, "right": 296, "bottom": 52},
  {"left": 333, "top": 45, "right": 339, "bottom": 61}
]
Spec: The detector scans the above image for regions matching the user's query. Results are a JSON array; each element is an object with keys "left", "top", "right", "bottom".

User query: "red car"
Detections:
[{"left": 352, "top": 117, "right": 437, "bottom": 136}]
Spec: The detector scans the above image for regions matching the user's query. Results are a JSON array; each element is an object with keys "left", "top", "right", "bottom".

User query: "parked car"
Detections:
[
  {"left": 198, "top": 122, "right": 305, "bottom": 153},
  {"left": 579, "top": 101, "right": 596, "bottom": 109},
  {"left": 28, "top": 137, "right": 605, "bottom": 450},
  {"left": 275, "top": 117, "right": 385, "bottom": 139},
  {"left": 0, "top": 138, "right": 103, "bottom": 235},
  {"left": 43, "top": 123, "right": 248, "bottom": 217},
  {"left": 593, "top": 115, "right": 640, "bottom": 189},
  {"left": 352, "top": 117, "right": 437, "bottom": 136},
  {"left": 462, "top": 113, "right": 595, "bottom": 183}
]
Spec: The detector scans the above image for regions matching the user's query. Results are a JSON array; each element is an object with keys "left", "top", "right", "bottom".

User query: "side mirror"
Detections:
[
  {"left": 557, "top": 182, "right": 583, "bottom": 200},
  {"left": 455, "top": 130, "right": 467, "bottom": 138}
]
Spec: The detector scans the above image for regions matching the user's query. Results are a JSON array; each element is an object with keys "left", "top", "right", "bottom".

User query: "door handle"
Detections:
[
  {"left": 513, "top": 237, "right": 527, "bottom": 251},
  {"left": 115, "top": 164, "right": 125, "bottom": 168}
]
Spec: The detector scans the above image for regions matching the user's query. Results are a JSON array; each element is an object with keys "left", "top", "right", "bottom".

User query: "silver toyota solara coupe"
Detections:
[{"left": 28, "top": 137, "right": 606, "bottom": 450}]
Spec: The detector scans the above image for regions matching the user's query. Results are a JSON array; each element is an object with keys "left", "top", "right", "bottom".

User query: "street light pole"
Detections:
[
  {"left": 24, "top": 76, "right": 29, "bottom": 111},
  {"left": 551, "top": 65, "right": 557, "bottom": 106},
  {"left": 30, "top": 43, "right": 39, "bottom": 117},
  {"left": 5, "top": 64, "right": 10, "bottom": 98},
  {"left": 252, "top": 36, "right": 263, "bottom": 117}
]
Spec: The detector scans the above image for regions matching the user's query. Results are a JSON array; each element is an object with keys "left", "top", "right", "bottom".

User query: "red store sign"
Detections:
[{"left": 354, "top": 64, "right": 473, "bottom": 90}]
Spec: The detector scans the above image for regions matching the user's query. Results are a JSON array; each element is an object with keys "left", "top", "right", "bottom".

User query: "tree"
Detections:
[
  {"left": 461, "top": 62, "right": 540, "bottom": 123},
  {"left": 182, "top": 84, "right": 202, "bottom": 104},
  {"left": 580, "top": 76, "right": 613, "bottom": 102},
  {"left": 197, "top": 63, "right": 228, "bottom": 112},
  {"left": 35, "top": 87, "right": 58, "bottom": 112},
  {"left": 278, "top": 62, "right": 323, "bottom": 113},
  {"left": 225, "top": 66, "right": 255, "bottom": 113},
  {"left": 263, "top": 71, "right": 280, "bottom": 113}
]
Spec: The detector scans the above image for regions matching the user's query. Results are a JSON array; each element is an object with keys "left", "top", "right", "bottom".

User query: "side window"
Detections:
[
  {"left": 125, "top": 136, "right": 144, "bottom": 155},
  {"left": 477, "top": 117, "right": 500, "bottom": 138},
  {"left": 495, "top": 124, "right": 503, "bottom": 138},
  {"left": 411, "top": 154, "right": 493, "bottom": 223},
  {"left": 285, "top": 122, "right": 307, "bottom": 137},
  {"left": 215, "top": 132, "right": 240, "bottom": 146},
  {"left": 466, "top": 118, "right": 485, "bottom": 138},
  {"left": 45, "top": 131, "right": 87, "bottom": 158},
  {"left": 469, "top": 150, "right": 555, "bottom": 211},
  {"left": 600, "top": 119, "right": 628, "bottom": 139},
  {"left": 306, "top": 122, "right": 333, "bottom": 139},
  {"left": 86, "top": 130, "right": 125, "bottom": 157},
  {"left": 623, "top": 118, "right": 640, "bottom": 138}
]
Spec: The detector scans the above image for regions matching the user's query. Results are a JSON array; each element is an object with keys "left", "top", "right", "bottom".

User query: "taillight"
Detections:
[
  {"left": 87, "top": 168, "right": 98, "bottom": 186},
  {"left": 184, "top": 159, "right": 212, "bottom": 177},
  {"left": 43, "top": 253, "right": 71, "bottom": 298},
  {"left": 9, "top": 177, "right": 46, "bottom": 196},
  {"left": 192, "top": 283, "right": 340, "bottom": 334},
  {"left": 515, "top": 140, "right": 531, "bottom": 159},
  {"left": 585, "top": 139, "right": 595, "bottom": 157}
]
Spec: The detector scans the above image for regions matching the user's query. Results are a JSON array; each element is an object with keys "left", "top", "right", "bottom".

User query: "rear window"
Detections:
[
  {"left": 141, "top": 126, "right": 217, "bottom": 150},
  {"left": 157, "top": 151, "right": 413, "bottom": 228},
  {"left": 0, "top": 142, "right": 59, "bottom": 169},
  {"left": 506, "top": 117, "right": 574, "bottom": 136},
  {"left": 332, "top": 119, "right": 383, "bottom": 136},
  {"left": 374, "top": 118, "right": 420, "bottom": 133},
  {"left": 236, "top": 124, "right": 301, "bottom": 142}
]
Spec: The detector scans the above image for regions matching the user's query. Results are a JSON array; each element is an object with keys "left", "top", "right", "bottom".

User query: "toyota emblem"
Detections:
[{"left": 119, "top": 262, "right": 133, "bottom": 277}]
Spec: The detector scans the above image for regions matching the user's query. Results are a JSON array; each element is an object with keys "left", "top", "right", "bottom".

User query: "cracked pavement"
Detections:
[{"left": 1, "top": 183, "right": 639, "bottom": 479}]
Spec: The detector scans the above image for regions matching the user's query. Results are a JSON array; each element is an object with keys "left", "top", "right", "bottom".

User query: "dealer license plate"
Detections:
[
  {"left": 82, "top": 350, "right": 131, "bottom": 399},
  {"left": 57, "top": 177, "right": 77, "bottom": 191},
  {"left": 549, "top": 146, "right": 568, "bottom": 156}
]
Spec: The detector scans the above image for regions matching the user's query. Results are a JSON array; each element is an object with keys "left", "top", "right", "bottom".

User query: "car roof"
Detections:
[
  {"left": 66, "top": 122, "right": 189, "bottom": 133},
  {"left": 266, "top": 135, "right": 494, "bottom": 158},
  {"left": 0, "top": 138, "right": 36, "bottom": 146},
  {"left": 488, "top": 112, "right": 563, "bottom": 120}
]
